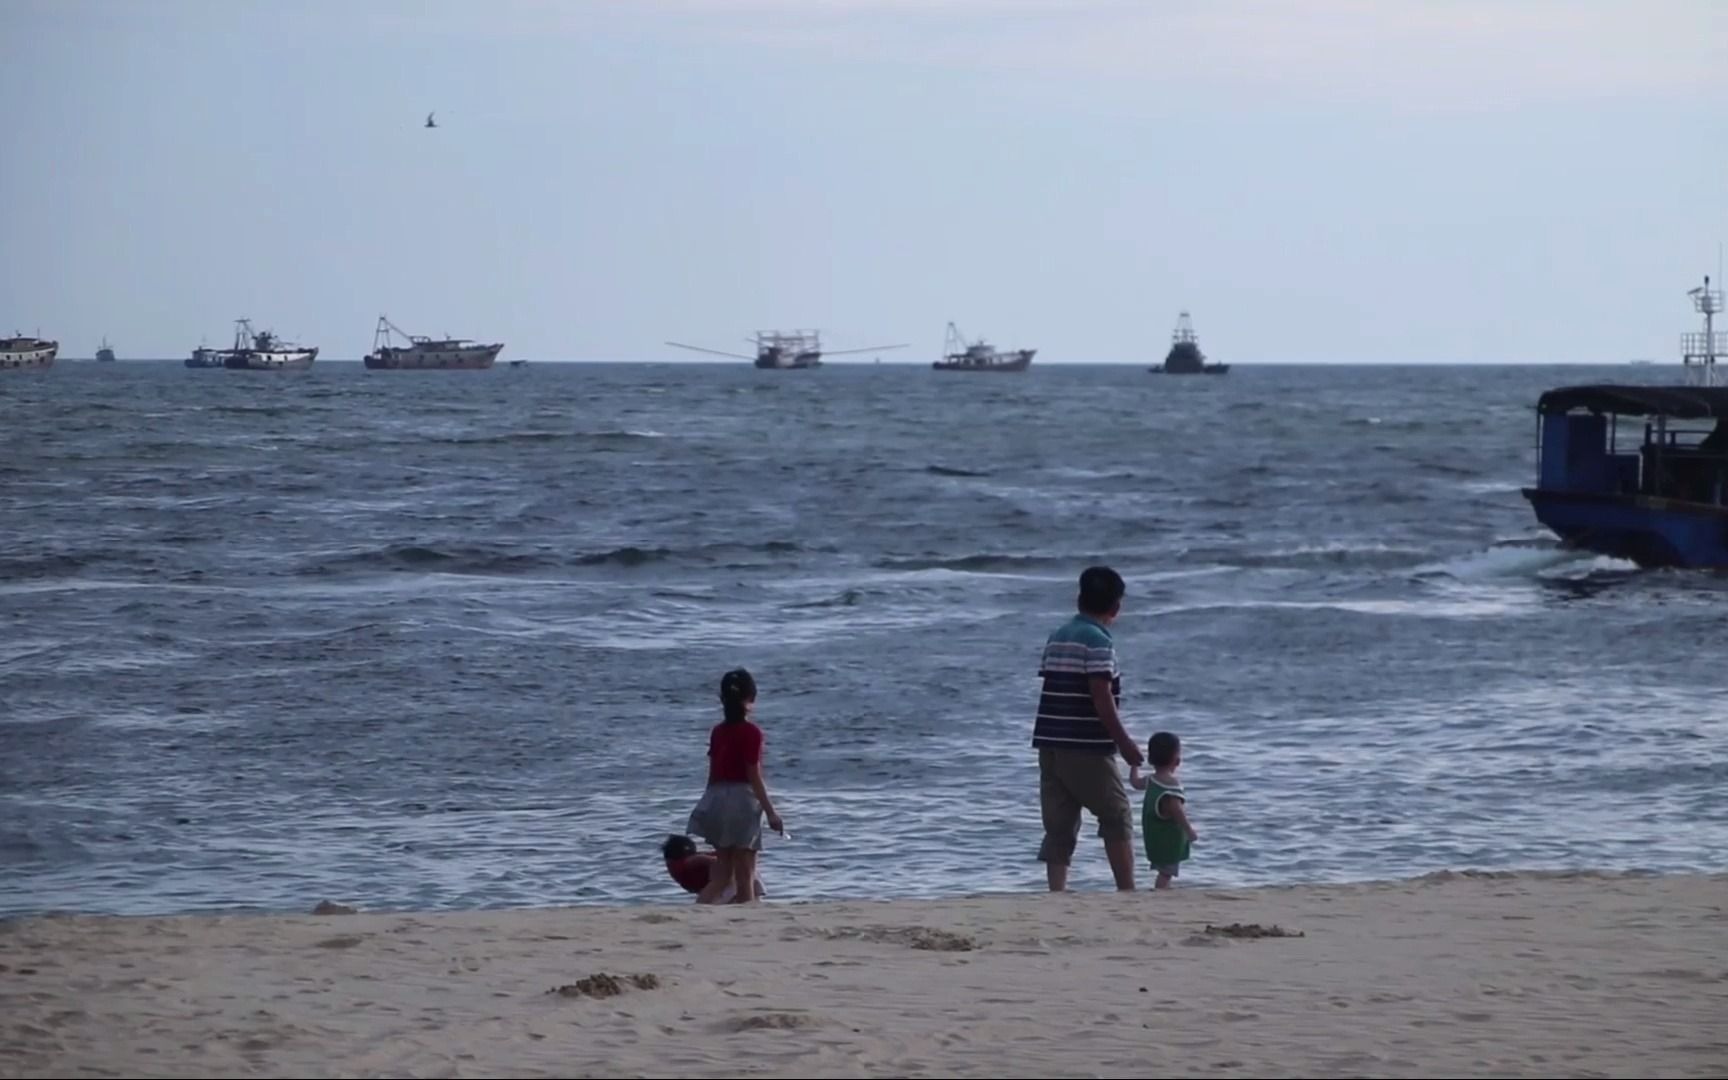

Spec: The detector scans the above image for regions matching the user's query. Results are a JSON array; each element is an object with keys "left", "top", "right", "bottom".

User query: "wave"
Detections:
[
  {"left": 786, "top": 588, "right": 865, "bottom": 608},
  {"left": 578, "top": 539, "right": 812, "bottom": 568},
  {"left": 432, "top": 432, "right": 571, "bottom": 446},
  {"left": 200, "top": 404, "right": 296, "bottom": 418},
  {"left": 572, "top": 545, "right": 676, "bottom": 567},
  {"left": 0, "top": 553, "right": 99, "bottom": 582},
  {"left": 303, "top": 544, "right": 566, "bottom": 576},
  {"left": 651, "top": 587, "right": 721, "bottom": 602},
  {"left": 299, "top": 539, "right": 816, "bottom": 577},
  {"left": 431, "top": 429, "right": 670, "bottom": 448},
  {"left": 1413, "top": 542, "right": 1585, "bottom": 581},
  {"left": 1184, "top": 541, "right": 1428, "bottom": 571},
  {"left": 876, "top": 553, "right": 1072, "bottom": 573},
  {"left": 1416, "top": 460, "right": 1479, "bottom": 478},
  {"left": 926, "top": 464, "right": 990, "bottom": 478}
]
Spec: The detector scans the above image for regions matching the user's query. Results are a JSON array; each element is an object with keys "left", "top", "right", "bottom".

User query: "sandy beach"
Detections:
[{"left": 2, "top": 871, "right": 1724, "bottom": 1079}]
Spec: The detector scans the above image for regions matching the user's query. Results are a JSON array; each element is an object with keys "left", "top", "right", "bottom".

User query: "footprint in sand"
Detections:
[
  {"left": 1203, "top": 923, "right": 1305, "bottom": 940},
  {"left": 729, "top": 1011, "right": 826, "bottom": 1032},
  {"left": 548, "top": 973, "right": 662, "bottom": 999},
  {"left": 818, "top": 926, "right": 980, "bottom": 952}
]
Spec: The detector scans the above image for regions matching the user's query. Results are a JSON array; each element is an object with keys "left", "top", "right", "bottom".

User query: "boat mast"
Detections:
[
  {"left": 1683, "top": 275, "right": 1723, "bottom": 387},
  {"left": 375, "top": 315, "right": 418, "bottom": 352},
  {"left": 945, "top": 322, "right": 967, "bottom": 359},
  {"left": 1173, "top": 311, "right": 1198, "bottom": 347}
]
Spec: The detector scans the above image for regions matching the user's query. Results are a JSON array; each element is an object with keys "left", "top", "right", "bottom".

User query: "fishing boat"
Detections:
[
  {"left": 220, "top": 319, "right": 316, "bottom": 370},
  {"left": 364, "top": 315, "right": 503, "bottom": 370},
  {"left": 1522, "top": 276, "right": 1728, "bottom": 568},
  {"left": 96, "top": 337, "right": 116, "bottom": 363},
  {"left": 185, "top": 343, "right": 226, "bottom": 368},
  {"left": 932, "top": 322, "right": 1034, "bottom": 372},
  {"left": 1150, "top": 312, "right": 1228, "bottom": 375},
  {"left": 667, "top": 330, "right": 906, "bottom": 369},
  {"left": 0, "top": 334, "right": 57, "bottom": 371}
]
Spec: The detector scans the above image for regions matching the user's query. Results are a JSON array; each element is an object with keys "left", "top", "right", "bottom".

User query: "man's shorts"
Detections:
[{"left": 1036, "top": 747, "right": 1132, "bottom": 864}]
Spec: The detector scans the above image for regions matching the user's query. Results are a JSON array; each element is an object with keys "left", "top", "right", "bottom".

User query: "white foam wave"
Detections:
[{"left": 1415, "top": 543, "right": 1588, "bottom": 581}]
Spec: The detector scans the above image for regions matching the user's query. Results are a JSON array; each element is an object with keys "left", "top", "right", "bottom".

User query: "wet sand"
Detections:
[{"left": 3, "top": 871, "right": 1725, "bottom": 1078}]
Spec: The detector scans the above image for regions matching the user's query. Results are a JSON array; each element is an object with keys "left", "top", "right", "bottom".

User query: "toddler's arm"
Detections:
[
  {"left": 1128, "top": 764, "right": 1151, "bottom": 792},
  {"left": 1161, "top": 793, "right": 1198, "bottom": 842}
]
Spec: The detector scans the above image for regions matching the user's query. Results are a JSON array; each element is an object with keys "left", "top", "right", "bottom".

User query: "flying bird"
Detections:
[{"left": 425, "top": 112, "right": 437, "bottom": 129}]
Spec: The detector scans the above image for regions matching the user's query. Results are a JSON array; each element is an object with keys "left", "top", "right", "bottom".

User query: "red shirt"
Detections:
[
  {"left": 708, "top": 720, "right": 763, "bottom": 784},
  {"left": 667, "top": 855, "right": 711, "bottom": 894}
]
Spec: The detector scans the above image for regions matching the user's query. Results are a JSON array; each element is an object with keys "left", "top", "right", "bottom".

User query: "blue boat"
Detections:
[
  {"left": 1523, "top": 385, "right": 1728, "bottom": 568},
  {"left": 1524, "top": 276, "right": 1728, "bottom": 569}
]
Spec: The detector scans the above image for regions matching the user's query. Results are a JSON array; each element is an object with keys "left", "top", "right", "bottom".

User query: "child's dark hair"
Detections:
[
  {"left": 1148, "top": 731, "right": 1181, "bottom": 770},
  {"left": 719, "top": 668, "right": 757, "bottom": 724},
  {"left": 661, "top": 834, "right": 696, "bottom": 861},
  {"left": 1078, "top": 565, "right": 1125, "bottom": 616}
]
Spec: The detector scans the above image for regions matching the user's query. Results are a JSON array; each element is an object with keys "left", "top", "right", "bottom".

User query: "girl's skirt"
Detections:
[{"left": 686, "top": 782, "right": 763, "bottom": 852}]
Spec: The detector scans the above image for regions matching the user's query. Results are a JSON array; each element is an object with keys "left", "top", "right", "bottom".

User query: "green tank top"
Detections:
[{"left": 1140, "top": 774, "right": 1190, "bottom": 867}]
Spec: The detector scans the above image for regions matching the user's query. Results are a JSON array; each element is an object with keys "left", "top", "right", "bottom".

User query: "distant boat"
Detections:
[
  {"left": 95, "top": 336, "right": 116, "bottom": 363},
  {"left": 197, "top": 318, "right": 316, "bottom": 371},
  {"left": 364, "top": 315, "right": 503, "bottom": 370},
  {"left": 1, "top": 334, "right": 57, "bottom": 371},
  {"left": 1150, "top": 311, "right": 1228, "bottom": 375},
  {"left": 932, "top": 322, "right": 1034, "bottom": 372},
  {"left": 667, "top": 330, "right": 906, "bottom": 369},
  {"left": 508, "top": 359, "right": 528, "bottom": 367},
  {"left": 185, "top": 343, "right": 225, "bottom": 368}
]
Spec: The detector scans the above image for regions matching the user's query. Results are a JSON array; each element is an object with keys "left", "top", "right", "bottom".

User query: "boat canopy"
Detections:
[{"left": 1536, "top": 384, "right": 1728, "bottom": 418}]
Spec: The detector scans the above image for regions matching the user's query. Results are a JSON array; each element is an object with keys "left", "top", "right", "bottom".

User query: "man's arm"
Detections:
[{"left": 1090, "top": 675, "right": 1143, "bottom": 767}]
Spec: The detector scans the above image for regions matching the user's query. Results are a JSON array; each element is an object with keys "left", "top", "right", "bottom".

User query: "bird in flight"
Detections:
[{"left": 425, "top": 112, "right": 437, "bottom": 129}]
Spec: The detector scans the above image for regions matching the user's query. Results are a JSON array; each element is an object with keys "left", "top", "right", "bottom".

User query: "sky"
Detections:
[{"left": 2, "top": 0, "right": 1725, "bottom": 363}]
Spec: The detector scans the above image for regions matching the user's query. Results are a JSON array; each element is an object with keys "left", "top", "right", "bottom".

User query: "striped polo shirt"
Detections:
[{"left": 1031, "top": 614, "right": 1121, "bottom": 753}]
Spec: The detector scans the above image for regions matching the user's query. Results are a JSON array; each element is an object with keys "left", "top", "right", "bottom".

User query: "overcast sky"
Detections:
[{"left": 4, "top": 0, "right": 1725, "bottom": 362}]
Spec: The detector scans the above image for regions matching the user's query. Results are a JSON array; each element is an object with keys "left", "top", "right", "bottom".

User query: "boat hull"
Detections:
[
  {"left": 224, "top": 348, "right": 317, "bottom": 371},
  {"left": 1522, "top": 488, "right": 1728, "bottom": 569},
  {"left": 365, "top": 343, "right": 503, "bottom": 370},
  {"left": 756, "top": 352, "right": 821, "bottom": 369},
  {"left": 1150, "top": 364, "right": 1229, "bottom": 374},
  {"left": 0, "top": 340, "right": 57, "bottom": 371},
  {"left": 934, "top": 349, "right": 1034, "bottom": 373}
]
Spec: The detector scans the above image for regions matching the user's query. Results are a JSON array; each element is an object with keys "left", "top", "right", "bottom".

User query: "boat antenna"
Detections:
[{"left": 1685, "top": 272, "right": 1724, "bottom": 388}]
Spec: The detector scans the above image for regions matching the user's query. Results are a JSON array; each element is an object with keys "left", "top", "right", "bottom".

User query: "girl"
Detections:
[{"left": 686, "top": 669, "right": 783, "bottom": 904}]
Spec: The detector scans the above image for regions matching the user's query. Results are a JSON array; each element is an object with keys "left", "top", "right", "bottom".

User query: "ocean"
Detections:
[{"left": 2, "top": 361, "right": 1723, "bottom": 915}]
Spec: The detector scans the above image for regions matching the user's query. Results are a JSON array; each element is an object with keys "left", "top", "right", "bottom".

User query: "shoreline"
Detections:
[
  {"left": 3, "top": 870, "right": 1725, "bottom": 1078},
  {"left": 9, "top": 862, "right": 1713, "bottom": 923}
]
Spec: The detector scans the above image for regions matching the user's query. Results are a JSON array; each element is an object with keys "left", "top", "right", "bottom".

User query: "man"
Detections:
[{"left": 1032, "top": 566, "right": 1144, "bottom": 891}]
